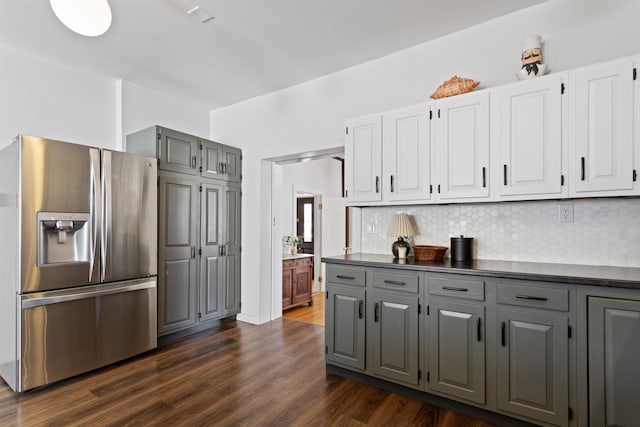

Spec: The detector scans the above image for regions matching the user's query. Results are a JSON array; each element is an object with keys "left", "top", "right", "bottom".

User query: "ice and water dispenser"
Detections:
[{"left": 37, "top": 212, "right": 91, "bottom": 265}]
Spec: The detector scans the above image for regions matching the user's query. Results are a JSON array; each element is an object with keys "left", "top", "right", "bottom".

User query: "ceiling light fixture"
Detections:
[
  {"left": 186, "top": 5, "right": 215, "bottom": 24},
  {"left": 50, "top": 0, "right": 112, "bottom": 37}
]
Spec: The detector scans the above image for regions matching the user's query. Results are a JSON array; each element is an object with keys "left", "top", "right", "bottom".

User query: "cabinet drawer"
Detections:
[
  {"left": 327, "top": 265, "right": 366, "bottom": 287},
  {"left": 294, "top": 257, "right": 312, "bottom": 267},
  {"left": 373, "top": 270, "right": 419, "bottom": 293},
  {"left": 283, "top": 259, "right": 294, "bottom": 269},
  {"left": 428, "top": 275, "right": 485, "bottom": 301},
  {"left": 497, "top": 283, "right": 569, "bottom": 311}
]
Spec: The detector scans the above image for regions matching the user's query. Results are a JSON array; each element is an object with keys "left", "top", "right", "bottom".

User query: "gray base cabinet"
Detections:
[
  {"left": 369, "top": 290, "right": 420, "bottom": 386},
  {"left": 428, "top": 299, "right": 486, "bottom": 404},
  {"left": 326, "top": 285, "right": 365, "bottom": 370},
  {"left": 587, "top": 296, "right": 640, "bottom": 427},
  {"left": 128, "top": 126, "right": 242, "bottom": 337}
]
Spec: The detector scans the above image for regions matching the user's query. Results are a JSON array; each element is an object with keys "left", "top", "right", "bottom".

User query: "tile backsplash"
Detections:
[{"left": 361, "top": 198, "right": 640, "bottom": 268}]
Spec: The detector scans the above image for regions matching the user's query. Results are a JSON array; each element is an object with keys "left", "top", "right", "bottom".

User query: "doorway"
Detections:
[
  {"left": 269, "top": 148, "right": 345, "bottom": 326},
  {"left": 296, "top": 196, "right": 314, "bottom": 254}
]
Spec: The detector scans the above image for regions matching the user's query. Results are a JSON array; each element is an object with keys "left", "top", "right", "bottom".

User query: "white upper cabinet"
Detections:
[
  {"left": 569, "top": 57, "right": 637, "bottom": 197},
  {"left": 382, "top": 103, "right": 432, "bottom": 202},
  {"left": 345, "top": 114, "right": 382, "bottom": 202},
  {"left": 434, "top": 92, "right": 490, "bottom": 201},
  {"left": 494, "top": 74, "right": 566, "bottom": 199}
]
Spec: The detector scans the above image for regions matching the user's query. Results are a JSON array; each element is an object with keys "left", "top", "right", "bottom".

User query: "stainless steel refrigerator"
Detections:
[{"left": 0, "top": 135, "right": 158, "bottom": 392}]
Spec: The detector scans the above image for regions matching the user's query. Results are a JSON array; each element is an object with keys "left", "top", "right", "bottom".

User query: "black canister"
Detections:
[{"left": 450, "top": 235, "right": 473, "bottom": 262}]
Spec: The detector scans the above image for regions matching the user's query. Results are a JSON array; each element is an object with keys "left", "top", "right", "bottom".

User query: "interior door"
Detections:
[{"left": 296, "top": 197, "right": 314, "bottom": 254}]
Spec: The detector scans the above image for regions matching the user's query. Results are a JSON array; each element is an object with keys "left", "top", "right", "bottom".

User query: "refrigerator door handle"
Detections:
[
  {"left": 102, "top": 150, "right": 112, "bottom": 282},
  {"left": 21, "top": 279, "right": 156, "bottom": 309},
  {"left": 89, "top": 148, "right": 101, "bottom": 283}
]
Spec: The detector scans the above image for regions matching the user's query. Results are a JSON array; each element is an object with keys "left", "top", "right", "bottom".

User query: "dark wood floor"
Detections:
[{"left": 0, "top": 318, "right": 496, "bottom": 426}]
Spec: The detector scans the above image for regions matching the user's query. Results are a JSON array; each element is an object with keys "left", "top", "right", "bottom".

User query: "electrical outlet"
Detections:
[
  {"left": 367, "top": 219, "right": 376, "bottom": 233},
  {"left": 558, "top": 204, "right": 574, "bottom": 223}
]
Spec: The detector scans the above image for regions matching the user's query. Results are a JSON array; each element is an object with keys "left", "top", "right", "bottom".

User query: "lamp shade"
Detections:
[{"left": 386, "top": 213, "right": 416, "bottom": 238}]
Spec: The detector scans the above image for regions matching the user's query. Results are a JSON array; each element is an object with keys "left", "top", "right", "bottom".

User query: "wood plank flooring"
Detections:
[
  {"left": 0, "top": 318, "right": 496, "bottom": 426},
  {"left": 283, "top": 292, "right": 325, "bottom": 326}
]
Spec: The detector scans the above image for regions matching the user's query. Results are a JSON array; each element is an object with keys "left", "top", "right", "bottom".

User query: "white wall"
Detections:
[
  {"left": 0, "top": 43, "right": 116, "bottom": 150},
  {"left": 281, "top": 158, "right": 342, "bottom": 237},
  {"left": 120, "top": 80, "right": 210, "bottom": 147},
  {"left": 210, "top": 0, "right": 640, "bottom": 324}
]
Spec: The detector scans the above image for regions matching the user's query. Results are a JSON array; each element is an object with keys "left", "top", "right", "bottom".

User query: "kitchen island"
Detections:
[{"left": 323, "top": 254, "right": 640, "bottom": 427}]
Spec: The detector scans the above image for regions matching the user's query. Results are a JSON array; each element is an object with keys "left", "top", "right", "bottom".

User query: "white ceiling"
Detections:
[{"left": 0, "top": 0, "right": 546, "bottom": 109}]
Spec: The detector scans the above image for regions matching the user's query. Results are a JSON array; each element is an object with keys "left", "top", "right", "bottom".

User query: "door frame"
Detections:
[{"left": 293, "top": 189, "right": 322, "bottom": 294}]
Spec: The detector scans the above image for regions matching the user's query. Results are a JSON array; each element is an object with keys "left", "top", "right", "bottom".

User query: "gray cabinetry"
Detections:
[
  {"left": 587, "top": 296, "right": 640, "bottom": 427},
  {"left": 128, "top": 126, "right": 242, "bottom": 337},
  {"left": 368, "top": 269, "right": 421, "bottom": 387},
  {"left": 201, "top": 140, "right": 242, "bottom": 182},
  {"left": 426, "top": 274, "right": 486, "bottom": 405},
  {"left": 326, "top": 265, "right": 366, "bottom": 370},
  {"left": 495, "top": 281, "right": 572, "bottom": 427},
  {"left": 158, "top": 175, "right": 198, "bottom": 333}
]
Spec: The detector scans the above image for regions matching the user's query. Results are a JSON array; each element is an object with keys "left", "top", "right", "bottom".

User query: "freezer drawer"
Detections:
[{"left": 18, "top": 279, "right": 157, "bottom": 392}]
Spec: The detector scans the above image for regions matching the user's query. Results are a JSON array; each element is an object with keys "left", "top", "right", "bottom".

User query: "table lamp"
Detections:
[{"left": 387, "top": 213, "right": 416, "bottom": 259}]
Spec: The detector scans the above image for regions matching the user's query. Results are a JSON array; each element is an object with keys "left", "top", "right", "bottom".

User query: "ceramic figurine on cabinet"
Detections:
[{"left": 519, "top": 34, "right": 548, "bottom": 79}]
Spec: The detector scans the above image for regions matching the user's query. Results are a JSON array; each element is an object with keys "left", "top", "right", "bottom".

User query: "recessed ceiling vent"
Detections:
[{"left": 186, "top": 5, "right": 215, "bottom": 24}]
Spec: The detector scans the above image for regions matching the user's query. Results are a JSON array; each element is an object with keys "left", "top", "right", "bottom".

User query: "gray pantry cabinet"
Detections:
[{"left": 127, "top": 126, "right": 242, "bottom": 336}]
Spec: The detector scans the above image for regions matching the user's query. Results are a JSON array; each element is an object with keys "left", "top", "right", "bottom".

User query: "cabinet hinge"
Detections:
[
  {"left": 568, "top": 407, "right": 573, "bottom": 421},
  {"left": 437, "top": 109, "right": 441, "bottom": 118},
  {"left": 429, "top": 110, "right": 433, "bottom": 120},
  {"left": 633, "top": 169, "right": 637, "bottom": 182},
  {"left": 634, "top": 68, "right": 637, "bottom": 81},
  {"left": 199, "top": 248, "right": 202, "bottom": 257},
  {"left": 199, "top": 144, "right": 203, "bottom": 150},
  {"left": 568, "top": 325, "right": 572, "bottom": 338},
  {"left": 418, "top": 304, "right": 421, "bottom": 314},
  {"left": 199, "top": 185, "right": 202, "bottom": 192},
  {"left": 427, "top": 371, "right": 430, "bottom": 382},
  {"left": 197, "top": 312, "right": 202, "bottom": 319},
  {"left": 325, "top": 345, "right": 328, "bottom": 354},
  {"left": 326, "top": 292, "right": 328, "bottom": 300},
  {"left": 427, "top": 305, "right": 430, "bottom": 316},
  {"left": 561, "top": 83, "right": 565, "bottom": 94},
  {"left": 561, "top": 174, "right": 565, "bottom": 186},
  {"left": 345, "top": 127, "right": 349, "bottom": 135},
  {"left": 199, "top": 166, "right": 203, "bottom": 173},
  {"left": 418, "top": 370, "right": 422, "bottom": 380}
]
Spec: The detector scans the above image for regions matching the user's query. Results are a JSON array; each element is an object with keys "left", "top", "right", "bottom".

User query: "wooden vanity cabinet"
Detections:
[{"left": 283, "top": 256, "right": 313, "bottom": 310}]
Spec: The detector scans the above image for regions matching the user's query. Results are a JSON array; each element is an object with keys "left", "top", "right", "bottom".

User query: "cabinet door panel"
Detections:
[
  {"left": 223, "top": 146, "right": 243, "bottom": 182},
  {"left": 499, "top": 76, "right": 563, "bottom": 197},
  {"left": 200, "top": 182, "right": 222, "bottom": 321},
  {"left": 428, "top": 300, "right": 485, "bottom": 404},
  {"left": 326, "top": 285, "right": 365, "bottom": 370},
  {"left": 497, "top": 308, "right": 568, "bottom": 425},
  {"left": 222, "top": 184, "right": 242, "bottom": 316},
  {"left": 158, "top": 176, "right": 198, "bottom": 335},
  {"left": 370, "top": 292, "right": 419, "bottom": 386},
  {"left": 571, "top": 58, "right": 634, "bottom": 195},
  {"left": 282, "top": 267, "right": 293, "bottom": 308},
  {"left": 436, "top": 92, "right": 490, "bottom": 200},
  {"left": 159, "top": 128, "right": 198, "bottom": 175},
  {"left": 588, "top": 297, "right": 640, "bottom": 427},
  {"left": 383, "top": 104, "right": 431, "bottom": 201},
  {"left": 292, "top": 268, "right": 311, "bottom": 306},
  {"left": 345, "top": 114, "right": 382, "bottom": 202},
  {"left": 201, "top": 141, "right": 223, "bottom": 179}
]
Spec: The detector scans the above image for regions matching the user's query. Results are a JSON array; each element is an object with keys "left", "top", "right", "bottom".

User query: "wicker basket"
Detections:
[{"left": 413, "top": 245, "right": 448, "bottom": 261}]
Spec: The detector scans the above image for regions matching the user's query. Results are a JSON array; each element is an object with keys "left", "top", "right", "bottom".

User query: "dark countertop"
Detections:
[{"left": 322, "top": 253, "right": 640, "bottom": 289}]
